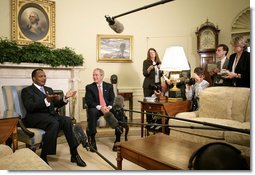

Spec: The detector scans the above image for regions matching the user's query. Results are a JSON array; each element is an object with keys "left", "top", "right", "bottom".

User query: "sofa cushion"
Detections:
[
  {"left": 245, "top": 97, "right": 250, "bottom": 122},
  {"left": 199, "top": 87, "right": 250, "bottom": 122},
  {"left": 18, "top": 127, "right": 45, "bottom": 145},
  {"left": 0, "top": 148, "right": 52, "bottom": 170},
  {"left": 170, "top": 117, "right": 225, "bottom": 139},
  {"left": 230, "top": 88, "right": 250, "bottom": 122},
  {"left": 0, "top": 144, "right": 13, "bottom": 158},
  {"left": 224, "top": 122, "right": 250, "bottom": 147},
  {"left": 198, "top": 90, "right": 232, "bottom": 120},
  {"left": 170, "top": 116, "right": 249, "bottom": 141}
]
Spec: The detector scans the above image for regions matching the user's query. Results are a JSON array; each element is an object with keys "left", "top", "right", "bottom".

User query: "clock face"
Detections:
[{"left": 199, "top": 29, "right": 216, "bottom": 50}]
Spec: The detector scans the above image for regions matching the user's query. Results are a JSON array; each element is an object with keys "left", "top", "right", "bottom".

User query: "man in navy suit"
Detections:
[
  {"left": 21, "top": 68, "right": 86, "bottom": 167},
  {"left": 85, "top": 68, "right": 115, "bottom": 152}
]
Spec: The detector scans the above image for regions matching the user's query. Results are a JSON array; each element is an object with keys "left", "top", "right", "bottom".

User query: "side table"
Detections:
[
  {"left": 0, "top": 111, "right": 20, "bottom": 152},
  {"left": 118, "top": 92, "right": 133, "bottom": 122},
  {"left": 139, "top": 99, "right": 191, "bottom": 137}
]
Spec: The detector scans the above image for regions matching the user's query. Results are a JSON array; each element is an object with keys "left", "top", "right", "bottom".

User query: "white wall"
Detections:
[{"left": 0, "top": 0, "right": 250, "bottom": 121}]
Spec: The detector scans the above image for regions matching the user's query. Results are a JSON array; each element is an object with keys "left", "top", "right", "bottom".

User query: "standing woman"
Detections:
[
  {"left": 226, "top": 36, "right": 250, "bottom": 87},
  {"left": 142, "top": 48, "right": 163, "bottom": 97}
]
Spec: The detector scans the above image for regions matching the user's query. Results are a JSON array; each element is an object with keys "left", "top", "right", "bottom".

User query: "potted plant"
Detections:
[{"left": 0, "top": 37, "right": 84, "bottom": 67}]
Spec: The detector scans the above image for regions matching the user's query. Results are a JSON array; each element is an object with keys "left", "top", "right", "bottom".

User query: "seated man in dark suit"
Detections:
[
  {"left": 21, "top": 68, "right": 86, "bottom": 167},
  {"left": 85, "top": 68, "right": 115, "bottom": 152}
]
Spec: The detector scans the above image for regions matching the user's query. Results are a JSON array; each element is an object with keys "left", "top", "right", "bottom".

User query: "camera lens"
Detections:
[{"left": 186, "top": 78, "right": 196, "bottom": 85}]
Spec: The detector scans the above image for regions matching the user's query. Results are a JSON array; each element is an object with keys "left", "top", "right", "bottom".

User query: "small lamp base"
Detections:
[{"left": 168, "top": 83, "right": 183, "bottom": 102}]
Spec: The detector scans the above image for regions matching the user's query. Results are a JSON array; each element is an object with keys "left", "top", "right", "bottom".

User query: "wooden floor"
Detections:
[
  {"left": 47, "top": 135, "right": 145, "bottom": 170},
  {"left": 19, "top": 124, "right": 145, "bottom": 170}
]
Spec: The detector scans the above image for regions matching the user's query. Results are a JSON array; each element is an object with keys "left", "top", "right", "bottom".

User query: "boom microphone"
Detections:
[
  {"left": 72, "top": 124, "right": 117, "bottom": 170},
  {"left": 104, "top": 112, "right": 119, "bottom": 128},
  {"left": 105, "top": 0, "right": 174, "bottom": 33},
  {"left": 73, "top": 124, "right": 89, "bottom": 150},
  {"left": 105, "top": 15, "right": 124, "bottom": 33},
  {"left": 103, "top": 111, "right": 226, "bottom": 131},
  {"left": 113, "top": 95, "right": 124, "bottom": 110},
  {"left": 104, "top": 112, "right": 123, "bottom": 133}
]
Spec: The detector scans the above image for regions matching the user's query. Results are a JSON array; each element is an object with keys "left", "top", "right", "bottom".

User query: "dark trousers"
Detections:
[
  {"left": 24, "top": 115, "right": 78, "bottom": 155},
  {"left": 86, "top": 108, "right": 102, "bottom": 136}
]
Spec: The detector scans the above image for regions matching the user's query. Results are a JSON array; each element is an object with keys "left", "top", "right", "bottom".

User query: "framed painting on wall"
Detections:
[
  {"left": 97, "top": 34, "right": 133, "bottom": 63},
  {"left": 11, "top": 0, "right": 55, "bottom": 48}
]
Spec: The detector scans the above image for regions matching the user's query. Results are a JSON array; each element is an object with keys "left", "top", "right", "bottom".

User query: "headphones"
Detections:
[{"left": 188, "top": 142, "right": 248, "bottom": 170}]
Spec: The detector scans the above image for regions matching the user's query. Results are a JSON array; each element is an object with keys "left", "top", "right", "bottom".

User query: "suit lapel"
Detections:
[
  {"left": 31, "top": 84, "right": 45, "bottom": 97},
  {"left": 222, "top": 59, "right": 229, "bottom": 69}
]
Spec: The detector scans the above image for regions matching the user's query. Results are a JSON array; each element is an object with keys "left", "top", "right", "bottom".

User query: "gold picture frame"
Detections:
[
  {"left": 97, "top": 34, "right": 133, "bottom": 63},
  {"left": 11, "top": 0, "right": 55, "bottom": 48}
]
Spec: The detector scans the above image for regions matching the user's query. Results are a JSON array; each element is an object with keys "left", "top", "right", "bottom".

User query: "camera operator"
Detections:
[{"left": 186, "top": 67, "right": 209, "bottom": 111}]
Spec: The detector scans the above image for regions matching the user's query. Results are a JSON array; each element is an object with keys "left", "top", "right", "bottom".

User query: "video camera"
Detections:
[
  {"left": 185, "top": 78, "right": 196, "bottom": 86},
  {"left": 149, "top": 84, "right": 162, "bottom": 92}
]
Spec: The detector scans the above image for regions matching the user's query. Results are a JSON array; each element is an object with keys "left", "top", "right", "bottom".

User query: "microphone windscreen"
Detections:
[
  {"left": 73, "top": 124, "right": 88, "bottom": 148},
  {"left": 113, "top": 95, "right": 124, "bottom": 110},
  {"left": 109, "top": 20, "right": 124, "bottom": 33},
  {"left": 104, "top": 112, "right": 119, "bottom": 129}
]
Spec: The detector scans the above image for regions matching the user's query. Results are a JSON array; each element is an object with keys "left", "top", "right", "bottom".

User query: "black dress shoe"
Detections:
[
  {"left": 90, "top": 142, "right": 97, "bottom": 152},
  {"left": 112, "top": 144, "right": 117, "bottom": 152},
  {"left": 71, "top": 154, "right": 87, "bottom": 167},
  {"left": 40, "top": 154, "right": 49, "bottom": 164}
]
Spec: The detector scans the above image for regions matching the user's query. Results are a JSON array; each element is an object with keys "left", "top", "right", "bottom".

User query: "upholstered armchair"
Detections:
[
  {"left": 2, "top": 85, "right": 45, "bottom": 151},
  {"left": 2, "top": 86, "right": 67, "bottom": 151}
]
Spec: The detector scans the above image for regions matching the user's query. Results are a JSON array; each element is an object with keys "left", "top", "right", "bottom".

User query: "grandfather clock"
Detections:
[{"left": 195, "top": 20, "right": 220, "bottom": 85}]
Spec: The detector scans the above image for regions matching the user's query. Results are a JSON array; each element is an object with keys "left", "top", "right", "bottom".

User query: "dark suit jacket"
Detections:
[
  {"left": 142, "top": 59, "right": 163, "bottom": 89},
  {"left": 21, "top": 84, "right": 77, "bottom": 155},
  {"left": 227, "top": 51, "right": 250, "bottom": 87},
  {"left": 85, "top": 81, "right": 115, "bottom": 108},
  {"left": 21, "top": 84, "right": 67, "bottom": 127},
  {"left": 213, "top": 58, "right": 229, "bottom": 85}
]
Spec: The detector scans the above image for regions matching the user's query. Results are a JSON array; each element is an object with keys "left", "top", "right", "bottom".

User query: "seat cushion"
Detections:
[
  {"left": 0, "top": 148, "right": 52, "bottom": 170},
  {"left": 198, "top": 90, "right": 232, "bottom": 120},
  {"left": 170, "top": 117, "right": 248, "bottom": 140},
  {"left": 224, "top": 122, "right": 250, "bottom": 147},
  {"left": 17, "top": 127, "right": 45, "bottom": 145}
]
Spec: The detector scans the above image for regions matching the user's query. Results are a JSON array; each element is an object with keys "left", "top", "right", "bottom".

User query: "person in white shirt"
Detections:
[{"left": 186, "top": 67, "right": 209, "bottom": 111}]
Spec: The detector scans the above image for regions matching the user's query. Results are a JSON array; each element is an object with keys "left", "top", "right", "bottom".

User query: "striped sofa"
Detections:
[{"left": 2, "top": 85, "right": 45, "bottom": 151}]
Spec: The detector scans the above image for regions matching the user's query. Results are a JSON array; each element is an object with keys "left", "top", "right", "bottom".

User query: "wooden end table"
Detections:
[
  {"left": 118, "top": 92, "right": 133, "bottom": 122},
  {"left": 139, "top": 99, "right": 191, "bottom": 137},
  {"left": 116, "top": 133, "right": 202, "bottom": 170},
  {"left": 0, "top": 111, "right": 20, "bottom": 152}
]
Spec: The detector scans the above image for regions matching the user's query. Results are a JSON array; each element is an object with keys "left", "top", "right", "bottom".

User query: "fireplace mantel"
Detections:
[{"left": 0, "top": 62, "right": 84, "bottom": 122}]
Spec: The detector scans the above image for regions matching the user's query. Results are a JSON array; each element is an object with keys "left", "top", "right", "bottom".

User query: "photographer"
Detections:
[
  {"left": 142, "top": 48, "right": 163, "bottom": 123},
  {"left": 186, "top": 67, "right": 209, "bottom": 111}
]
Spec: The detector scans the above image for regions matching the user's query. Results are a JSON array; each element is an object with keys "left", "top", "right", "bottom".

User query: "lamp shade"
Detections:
[{"left": 160, "top": 46, "right": 190, "bottom": 71}]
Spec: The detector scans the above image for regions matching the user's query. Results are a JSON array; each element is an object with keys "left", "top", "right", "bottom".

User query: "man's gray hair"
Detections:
[{"left": 94, "top": 68, "right": 104, "bottom": 76}]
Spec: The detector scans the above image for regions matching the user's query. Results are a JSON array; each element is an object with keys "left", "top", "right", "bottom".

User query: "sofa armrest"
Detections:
[
  {"left": 0, "top": 144, "right": 13, "bottom": 158},
  {"left": 18, "top": 119, "right": 35, "bottom": 138},
  {"left": 175, "top": 111, "right": 199, "bottom": 119},
  {"left": 0, "top": 148, "right": 52, "bottom": 170}
]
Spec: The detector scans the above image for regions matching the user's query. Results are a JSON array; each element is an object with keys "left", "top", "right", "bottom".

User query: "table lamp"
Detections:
[{"left": 160, "top": 46, "right": 190, "bottom": 101}]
